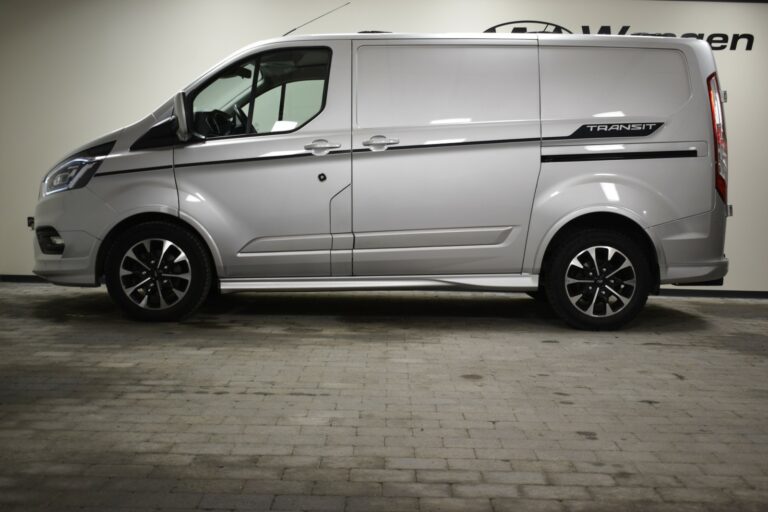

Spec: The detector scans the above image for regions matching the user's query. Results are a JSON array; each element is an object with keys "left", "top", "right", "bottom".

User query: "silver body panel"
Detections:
[{"left": 33, "top": 32, "right": 728, "bottom": 292}]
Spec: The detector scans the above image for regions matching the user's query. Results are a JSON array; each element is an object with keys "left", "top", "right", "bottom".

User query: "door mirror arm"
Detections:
[
  {"left": 170, "top": 116, "right": 205, "bottom": 145},
  {"left": 173, "top": 91, "right": 200, "bottom": 143}
]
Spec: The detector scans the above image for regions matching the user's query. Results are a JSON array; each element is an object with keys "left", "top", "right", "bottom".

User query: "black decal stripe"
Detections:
[
  {"left": 174, "top": 149, "right": 354, "bottom": 169},
  {"left": 351, "top": 137, "right": 540, "bottom": 154},
  {"left": 541, "top": 150, "right": 698, "bottom": 163},
  {"left": 100, "top": 139, "right": 541, "bottom": 175},
  {"left": 175, "top": 152, "right": 316, "bottom": 169},
  {"left": 93, "top": 138, "right": 692, "bottom": 174},
  {"left": 543, "top": 122, "right": 664, "bottom": 141},
  {"left": 95, "top": 165, "right": 173, "bottom": 177},
  {"left": 388, "top": 138, "right": 539, "bottom": 151},
  {"left": 95, "top": 150, "right": 348, "bottom": 175}
]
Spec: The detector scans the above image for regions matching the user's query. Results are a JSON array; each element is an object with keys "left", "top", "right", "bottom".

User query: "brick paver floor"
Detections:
[{"left": 0, "top": 283, "right": 767, "bottom": 511}]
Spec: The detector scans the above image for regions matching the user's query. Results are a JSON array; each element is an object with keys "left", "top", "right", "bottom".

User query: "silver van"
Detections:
[{"left": 31, "top": 33, "right": 730, "bottom": 329}]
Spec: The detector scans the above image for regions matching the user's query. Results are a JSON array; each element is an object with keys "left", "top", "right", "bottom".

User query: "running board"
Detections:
[{"left": 219, "top": 274, "right": 538, "bottom": 292}]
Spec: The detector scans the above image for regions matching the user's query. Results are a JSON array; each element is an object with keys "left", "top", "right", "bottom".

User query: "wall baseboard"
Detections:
[
  {"left": 659, "top": 288, "right": 768, "bottom": 299},
  {"left": 1, "top": 274, "right": 767, "bottom": 299},
  {"left": 0, "top": 275, "right": 46, "bottom": 283}
]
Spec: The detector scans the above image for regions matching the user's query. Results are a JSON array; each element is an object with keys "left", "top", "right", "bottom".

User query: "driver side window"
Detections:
[{"left": 191, "top": 48, "right": 331, "bottom": 139}]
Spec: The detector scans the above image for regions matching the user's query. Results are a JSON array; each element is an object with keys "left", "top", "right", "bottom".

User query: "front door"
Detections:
[
  {"left": 175, "top": 41, "right": 352, "bottom": 278},
  {"left": 351, "top": 39, "right": 541, "bottom": 276}
]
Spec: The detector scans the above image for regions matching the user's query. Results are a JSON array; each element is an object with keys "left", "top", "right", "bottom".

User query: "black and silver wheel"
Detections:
[
  {"left": 105, "top": 221, "right": 212, "bottom": 321},
  {"left": 545, "top": 229, "right": 650, "bottom": 330}
]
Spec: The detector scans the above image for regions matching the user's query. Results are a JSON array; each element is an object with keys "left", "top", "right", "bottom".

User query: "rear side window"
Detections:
[
  {"left": 540, "top": 47, "right": 691, "bottom": 119},
  {"left": 191, "top": 48, "right": 331, "bottom": 139},
  {"left": 355, "top": 44, "right": 539, "bottom": 128}
]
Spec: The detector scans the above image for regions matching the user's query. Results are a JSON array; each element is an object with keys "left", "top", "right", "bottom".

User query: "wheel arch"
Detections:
[
  {"left": 95, "top": 212, "right": 223, "bottom": 284},
  {"left": 536, "top": 210, "right": 662, "bottom": 294}
]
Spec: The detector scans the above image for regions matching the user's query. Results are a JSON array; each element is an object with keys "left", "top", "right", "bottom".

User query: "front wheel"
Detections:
[
  {"left": 545, "top": 229, "right": 650, "bottom": 330},
  {"left": 105, "top": 221, "right": 212, "bottom": 321}
]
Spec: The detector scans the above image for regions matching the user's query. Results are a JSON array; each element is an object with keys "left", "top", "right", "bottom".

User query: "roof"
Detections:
[{"left": 182, "top": 32, "right": 710, "bottom": 94}]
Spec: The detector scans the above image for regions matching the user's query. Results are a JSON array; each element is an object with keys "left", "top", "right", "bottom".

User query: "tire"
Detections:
[
  {"left": 544, "top": 229, "right": 650, "bottom": 330},
  {"left": 105, "top": 221, "right": 212, "bottom": 321}
]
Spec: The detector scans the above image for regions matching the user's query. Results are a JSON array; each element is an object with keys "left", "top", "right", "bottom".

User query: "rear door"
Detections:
[{"left": 351, "top": 38, "right": 541, "bottom": 276}]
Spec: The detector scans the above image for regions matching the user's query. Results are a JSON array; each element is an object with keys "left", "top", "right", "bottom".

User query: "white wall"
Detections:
[{"left": 0, "top": 0, "right": 766, "bottom": 290}]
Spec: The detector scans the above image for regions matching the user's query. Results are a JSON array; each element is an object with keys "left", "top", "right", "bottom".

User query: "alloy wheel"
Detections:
[
  {"left": 564, "top": 245, "right": 636, "bottom": 317},
  {"left": 119, "top": 239, "right": 191, "bottom": 310}
]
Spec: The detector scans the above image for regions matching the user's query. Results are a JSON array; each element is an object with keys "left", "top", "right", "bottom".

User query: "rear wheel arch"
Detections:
[
  {"left": 95, "top": 213, "right": 219, "bottom": 285},
  {"left": 538, "top": 212, "right": 661, "bottom": 294}
]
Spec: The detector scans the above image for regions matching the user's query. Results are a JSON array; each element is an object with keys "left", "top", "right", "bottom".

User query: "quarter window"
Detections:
[{"left": 191, "top": 48, "right": 331, "bottom": 139}]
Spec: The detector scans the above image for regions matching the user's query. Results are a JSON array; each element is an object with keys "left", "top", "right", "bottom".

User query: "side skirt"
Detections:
[{"left": 219, "top": 274, "right": 538, "bottom": 292}]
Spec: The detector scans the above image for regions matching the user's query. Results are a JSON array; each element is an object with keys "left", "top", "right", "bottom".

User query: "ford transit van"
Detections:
[{"left": 31, "top": 33, "right": 729, "bottom": 329}]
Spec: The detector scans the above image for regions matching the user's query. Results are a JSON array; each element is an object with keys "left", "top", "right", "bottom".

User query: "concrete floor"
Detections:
[{"left": 0, "top": 283, "right": 767, "bottom": 512}]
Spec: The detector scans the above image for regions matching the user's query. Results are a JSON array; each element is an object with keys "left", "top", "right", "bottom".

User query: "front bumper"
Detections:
[
  {"left": 31, "top": 188, "right": 109, "bottom": 287},
  {"left": 33, "top": 229, "right": 100, "bottom": 286}
]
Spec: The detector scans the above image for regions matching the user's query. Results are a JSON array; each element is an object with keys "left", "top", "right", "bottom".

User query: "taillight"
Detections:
[{"left": 707, "top": 72, "right": 728, "bottom": 204}]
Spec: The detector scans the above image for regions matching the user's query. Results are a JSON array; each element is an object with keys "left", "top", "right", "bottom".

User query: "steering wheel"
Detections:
[
  {"left": 205, "top": 110, "right": 234, "bottom": 137},
  {"left": 232, "top": 105, "right": 252, "bottom": 133}
]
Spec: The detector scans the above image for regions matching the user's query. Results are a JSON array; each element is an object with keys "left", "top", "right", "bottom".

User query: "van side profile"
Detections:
[{"left": 31, "top": 33, "right": 729, "bottom": 329}]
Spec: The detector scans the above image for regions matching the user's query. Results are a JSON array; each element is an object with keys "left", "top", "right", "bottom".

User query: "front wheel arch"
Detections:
[{"left": 96, "top": 213, "right": 218, "bottom": 285}]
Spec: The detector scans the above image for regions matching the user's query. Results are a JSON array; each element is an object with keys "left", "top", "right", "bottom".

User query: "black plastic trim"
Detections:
[
  {"left": 674, "top": 278, "right": 724, "bottom": 286},
  {"left": 130, "top": 117, "right": 180, "bottom": 151},
  {"left": 36, "top": 226, "right": 64, "bottom": 255},
  {"left": 542, "top": 150, "right": 698, "bottom": 163},
  {"left": 66, "top": 141, "right": 116, "bottom": 161}
]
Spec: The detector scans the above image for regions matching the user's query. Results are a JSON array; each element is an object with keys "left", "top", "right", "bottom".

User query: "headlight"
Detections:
[
  {"left": 42, "top": 158, "right": 99, "bottom": 196},
  {"left": 40, "top": 141, "right": 115, "bottom": 197}
]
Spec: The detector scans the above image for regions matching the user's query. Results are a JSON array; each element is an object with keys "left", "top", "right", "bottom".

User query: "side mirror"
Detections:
[{"left": 173, "top": 92, "right": 191, "bottom": 142}]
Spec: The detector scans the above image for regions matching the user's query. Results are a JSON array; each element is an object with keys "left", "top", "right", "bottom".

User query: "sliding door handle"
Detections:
[{"left": 362, "top": 135, "right": 400, "bottom": 152}]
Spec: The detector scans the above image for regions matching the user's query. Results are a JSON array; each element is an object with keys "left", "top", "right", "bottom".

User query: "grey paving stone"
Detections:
[
  {"left": 282, "top": 468, "right": 349, "bottom": 482},
  {"left": 0, "top": 285, "right": 767, "bottom": 511},
  {"left": 271, "top": 494, "right": 344, "bottom": 511},
  {"left": 452, "top": 483, "right": 520, "bottom": 498},
  {"left": 416, "top": 470, "right": 481, "bottom": 483},
  {"left": 198, "top": 493, "right": 273, "bottom": 510},
  {"left": 521, "top": 485, "right": 591, "bottom": 500},
  {"left": 350, "top": 469, "right": 415, "bottom": 482},
  {"left": 493, "top": 498, "right": 566, "bottom": 512},
  {"left": 419, "top": 497, "right": 492, "bottom": 512},
  {"left": 482, "top": 471, "right": 546, "bottom": 485},
  {"left": 346, "top": 496, "right": 418, "bottom": 511},
  {"left": 310, "top": 480, "right": 381, "bottom": 496},
  {"left": 383, "top": 482, "right": 452, "bottom": 497}
]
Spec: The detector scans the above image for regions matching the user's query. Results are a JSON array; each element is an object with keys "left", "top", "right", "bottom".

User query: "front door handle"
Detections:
[
  {"left": 362, "top": 135, "right": 400, "bottom": 152},
  {"left": 304, "top": 139, "right": 342, "bottom": 156}
]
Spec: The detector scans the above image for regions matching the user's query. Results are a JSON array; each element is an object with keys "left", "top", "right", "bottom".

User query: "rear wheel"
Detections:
[
  {"left": 545, "top": 229, "right": 650, "bottom": 330},
  {"left": 105, "top": 221, "right": 212, "bottom": 321}
]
